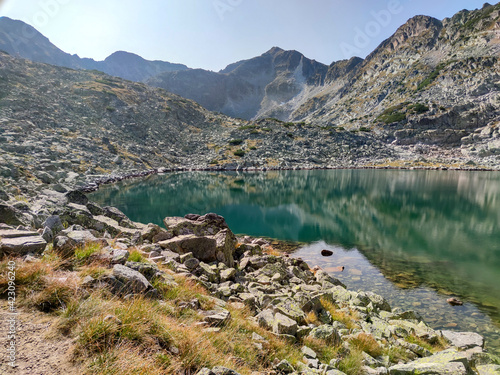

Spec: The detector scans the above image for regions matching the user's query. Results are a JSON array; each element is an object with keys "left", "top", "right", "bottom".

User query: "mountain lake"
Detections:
[{"left": 90, "top": 169, "right": 500, "bottom": 355}]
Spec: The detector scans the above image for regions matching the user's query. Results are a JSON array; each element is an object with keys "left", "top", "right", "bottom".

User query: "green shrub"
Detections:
[
  {"left": 417, "top": 63, "right": 446, "bottom": 91},
  {"left": 229, "top": 139, "right": 243, "bottom": 146},
  {"left": 412, "top": 103, "right": 429, "bottom": 114},
  {"left": 233, "top": 150, "right": 245, "bottom": 157}
]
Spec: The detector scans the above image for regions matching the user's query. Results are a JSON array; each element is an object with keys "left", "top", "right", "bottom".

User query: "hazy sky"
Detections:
[{"left": 0, "top": 0, "right": 491, "bottom": 71}]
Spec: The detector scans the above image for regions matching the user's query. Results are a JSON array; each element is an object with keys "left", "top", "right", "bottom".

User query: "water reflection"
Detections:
[{"left": 91, "top": 169, "right": 500, "bottom": 352}]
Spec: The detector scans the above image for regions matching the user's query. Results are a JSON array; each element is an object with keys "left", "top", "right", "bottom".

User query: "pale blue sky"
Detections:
[{"left": 0, "top": 0, "right": 491, "bottom": 71}]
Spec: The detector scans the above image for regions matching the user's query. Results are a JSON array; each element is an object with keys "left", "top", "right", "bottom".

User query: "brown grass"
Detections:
[{"left": 348, "top": 332, "right": 383, "bottom": 358}]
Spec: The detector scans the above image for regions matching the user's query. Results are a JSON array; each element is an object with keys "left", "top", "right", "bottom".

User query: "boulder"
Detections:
[
  {"left": 53, "top": 235, "right": 77, "bottom": 258},
  {"left": 273, "top": 298, "right": 307, "bottom": 325},
  {"left": 0, "top": 229, "right": 47, "bottom": 256},
  {"left": 43, "top": 215, "right": 64, "bottom": 234},
  {"left": 214, "top": 229, "right": 237, "bottom": 267},
  {"left": 441, "top": 330, "right": 484, "bottom": 349},
  {"left": 158, "top": 235, "right": 217, "bottom": 263},
  {"left": 164, "top": 213, "right": 228, "bottom": 236},
  {"left": 273, "top": 312, "right": 298, "bottom": 336},
  {"left": 204, "top": 309, "right": 231, "bottom": 326},
  {"left": 112, "top": 264, "right": 153, "bottom": 294},
  {"left": 476, "top": 365, "right": 500, "bottom": 375},
  {"left": 0, "top": 203, "right": 25, "bottom": 226},
  {"left": 65, "top": 190, "right": 88, "bottom": 205},
  {"left": 388, "top": 362, "right": 467, "bottom": 375},
  {"left": 309, "top": 325, "right": 341, "bottom": 345}
]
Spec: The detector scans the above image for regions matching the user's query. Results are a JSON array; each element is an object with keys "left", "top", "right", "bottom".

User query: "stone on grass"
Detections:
[
  {"left": 112, "top": 264, "right": 152, "bottom": 294},
  {"left": 0, "top": 229, "right": 47, "bottom": 256},
  {"left": 204, "top": 309, "right": 231, "bottom": 326},
  {"left": 309, "top": 325, "right": 341, "bottom": 345},
  {"left": 273, "top": 312, "right": 298, "bottom": 336}
]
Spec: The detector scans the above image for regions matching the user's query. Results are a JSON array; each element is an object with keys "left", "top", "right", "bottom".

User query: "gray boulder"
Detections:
[
  {"left": 43, "top": 215, "right": 64, "bottom": 234},
  {"left": 389, "top": 362, "right": 467, "bottom": 375},
  {"left": 309, "top": 325, "right": 341, "bottom": 345},
  {"left": 273, "top": 312, "right": 298, "bottom": 336},
  {"left": 112, "top": 264, "right": 153, "bottom": 294},
  {"left": 441, "top": 330, "right": 484, "bottom": 349},
  {"left": 164, "top": 213, "right": 228, "bottom": 237},
  {"left": 0, "top": 229, "right": 47, "bottom": 256},
  {"left": 159, "top": 235, "right": 217, "bottom": 262}
]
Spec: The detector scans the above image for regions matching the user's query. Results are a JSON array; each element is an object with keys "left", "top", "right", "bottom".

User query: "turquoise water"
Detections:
[{"left": 90, "top": 169, "right": 500, "bottom": 353}]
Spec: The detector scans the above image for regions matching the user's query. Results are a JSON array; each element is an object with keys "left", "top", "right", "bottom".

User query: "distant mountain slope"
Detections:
[
  {"left": 292, "top": 3, "right": 500, "bottom": 156},
  {"left": 147, "top": 47, "right": 329, "bottom": 120},
  {"left": 0, "top": 17, "right": 188, "bottom": 81}
]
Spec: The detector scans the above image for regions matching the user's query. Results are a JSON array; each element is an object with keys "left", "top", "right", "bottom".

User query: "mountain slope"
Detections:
[
  {"left": 147, "top": 47, "right": 329, "bottom": 120},
  {"left": 0, "top": 17, "right": 188, "bottom": 81},
  {"left": 292, "top": 3, "right": 500, "bottom": 158}
]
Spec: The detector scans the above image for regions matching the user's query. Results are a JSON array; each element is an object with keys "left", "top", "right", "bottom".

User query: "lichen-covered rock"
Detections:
[
  {"left": 273, "top": 298, "right": 307, "bottom": 325},
  {"left": 214, "top": 229, "right": 237, "bottom": 267},
  {"left": 309, "top": 325, "right": 341, "bottom": 345},
  {"left": 476, "top": 364, "right": 500, "bottom": 375},
  {"left": 388, "top": 361, "right": 467, "bottom": 375},
  {"left": 273, "top": 312, "right": 298, "bottom": 336},
  {"left": 256, "top": 309, "right": 275, "bottom": 330}
]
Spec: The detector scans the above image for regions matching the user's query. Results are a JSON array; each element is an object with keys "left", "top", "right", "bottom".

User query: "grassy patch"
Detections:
[
  {"left": 127, "top": 248, "right": 146, "bottom": 263},
  {"left": 338, "top": 349, "right": 364, "bottom": 375},
  {"left": 320, "top": 297, "right": 360, "bottom": 329},
  {"left": 233, "top": 149, "right": 245, "bottom": 157},
  {"left": 417, "top": 63, "right": 446, "bottom": 91},
  {"left": 74, "top": 242, "right": 105, "bottom": 265},
  {"left": 376, "top": 103, "right": 409, "bottom": 124},
  {"left": 348, "top": 333, "right": 383, "bottom": 358}
]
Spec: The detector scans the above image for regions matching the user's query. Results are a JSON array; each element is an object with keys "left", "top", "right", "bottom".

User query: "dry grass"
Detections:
[
  {"left": 320, "top": 297, "right": 360, "bottom": 330},
  {"left": 348, "top": 332, "right": 383, "bottom": 358}
]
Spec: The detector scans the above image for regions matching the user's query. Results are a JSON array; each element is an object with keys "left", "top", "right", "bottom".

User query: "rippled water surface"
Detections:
[{"left": 91, "top": 169, "right": 500, "bottom": 354}]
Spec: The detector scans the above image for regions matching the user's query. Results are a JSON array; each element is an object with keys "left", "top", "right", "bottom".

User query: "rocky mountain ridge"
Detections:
[{"left": 0, "top": 17, "right": 188, "bottom": 82}]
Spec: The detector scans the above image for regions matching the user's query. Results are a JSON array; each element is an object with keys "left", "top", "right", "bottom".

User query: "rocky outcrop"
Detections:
[{"left": 0, "top": 228, "right": 46, "bottom": 256}]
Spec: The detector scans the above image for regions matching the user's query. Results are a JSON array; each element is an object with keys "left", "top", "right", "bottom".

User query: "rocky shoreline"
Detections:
[{"left": 1, "top": 184, "right": 500, "bottom": 374}]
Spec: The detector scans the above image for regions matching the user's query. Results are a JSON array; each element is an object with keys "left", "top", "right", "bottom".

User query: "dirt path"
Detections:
[{"left": 0, "top": 301, "right": 81, "bottom": 375}]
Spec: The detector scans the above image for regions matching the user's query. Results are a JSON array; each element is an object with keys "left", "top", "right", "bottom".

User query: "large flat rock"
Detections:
[
  {"left": 0, "top": 229, "right": 47, "bottom": 256},
  {"left": 158, "top": 235, "right": 217, "bottom": 263},
  {"left": 441, "top": 330, "right": 484, "bottom": 349},
  {"left": 389, "top": 362, "right": 467, "bottom": 375}
]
